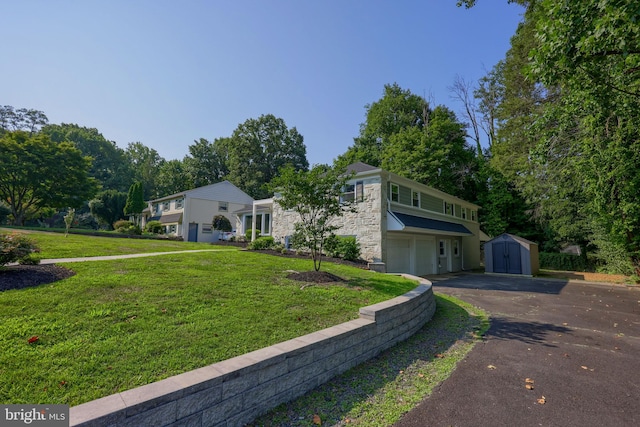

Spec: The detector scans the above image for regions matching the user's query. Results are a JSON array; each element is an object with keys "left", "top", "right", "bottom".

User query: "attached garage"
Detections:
[
  {"left": 484, "top": 233, "right": 539, "bottom": 276},
  {"left": 387, "top": 236, "right": 438, "bottom": 276}
]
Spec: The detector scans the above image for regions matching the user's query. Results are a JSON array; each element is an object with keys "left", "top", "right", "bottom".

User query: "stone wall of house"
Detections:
[
  {"left": 270, "top": 178, "right": 384, "bottom": 263},
  {"left": 70, "top": 276, "right": 436, "bottom": 427}
]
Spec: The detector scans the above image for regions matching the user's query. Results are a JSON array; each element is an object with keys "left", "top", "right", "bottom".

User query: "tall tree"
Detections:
[
  {"left": 226, "top": 115, "right": 308, "bottom": 199},
  {"left": 0, "top": 131, "right": 97, "bottom": 225},
  {"left": 89, "top": 190, "right": 128, "bottom": 229},
  {"left": 156, "top": 159, "right": 191, "bottom": 196},
  {"left": 0, "top": 105, "right": 48, "bottom": 134},
  {"left": 42, "top": 123, "right": 132, "bottom": 192},
  {"left": 125, "top": 142, "right": 165, "bottom": 199},
  {"left": 124, "top": 182, "right": 146, "bottom": 225},
  {"left": 183, "top": 137, "right": 228, "bottom": 188}
]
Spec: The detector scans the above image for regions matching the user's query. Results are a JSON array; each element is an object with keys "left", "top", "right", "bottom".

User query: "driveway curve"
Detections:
[{"left": 395, "top": 274, "right": 640, "bottom": 427}]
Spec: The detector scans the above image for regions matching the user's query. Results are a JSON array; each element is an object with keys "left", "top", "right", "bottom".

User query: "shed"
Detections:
[{"left": 484, "top": 233, "right": 539, "bottom": 276}]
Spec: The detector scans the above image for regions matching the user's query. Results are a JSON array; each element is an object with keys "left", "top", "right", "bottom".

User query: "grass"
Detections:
[
  {"left": 0, "top": 250, "right": 418, "bottom": 406},
  {"left": 249, "top": 294, "right": 489, "bottom": 426},
  {"left": 0, "top": 227, "right": 224, "bottom": 259}
]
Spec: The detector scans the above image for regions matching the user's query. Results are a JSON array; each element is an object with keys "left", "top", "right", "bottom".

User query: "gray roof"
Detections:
[
  {"left": 148, "top": 213, "right": 183, "bottom": 224},
  {"left": 345, "top": 162, "right": 379, "bottom": 174},
  {"left": 392, "top": 212, "right": 472, "bottom": 235}
]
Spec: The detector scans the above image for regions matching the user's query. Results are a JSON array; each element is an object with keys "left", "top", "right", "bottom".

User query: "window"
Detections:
[
  {"left": 341, "top": 181, "right": 364, "bottom": 203},
  {"left": 462, "top": 208, "right": 467, "bottom": 220},
  {"left": 471, "top": 210, "right": 476, "bottom": 221},
  {"left": 168, "top": 224, "right": 177, "bottom": 234},
  {"left": 439, "top": 240, "right": 446, "bottom": 257},
  {"left": 391, "top": 183, "right": 399, "bottom": 202},
  {"left": 162, "top": 201, "right": 170, "bottom": 211},
  {"left": 202, "top": 224, "right": 212, "bottom": 233},
  {"left": 175, "top": 198, "right": 184, "bottom": 209},
  {"left": 453, "top": 240, "right": 460, "bottom": 257},
  {"left": 444, "top": 202, "right": 453, "bottom": 215},
  {"left": 154, "top": 204, "right": 161, "bottom": 214},
  {"left": 219, "top": 201, "right": 228, "bottom": 212},
  {"left": 412, "top": 190, "right": 420, "bottom": 207}
]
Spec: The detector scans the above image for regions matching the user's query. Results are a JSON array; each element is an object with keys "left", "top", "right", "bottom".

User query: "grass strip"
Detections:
[
  {"left": 0, "top": 251, "right": 417, "bottom": 406},
  {"left": 249, "top": 293, "right": 489, "bottom": 426}
]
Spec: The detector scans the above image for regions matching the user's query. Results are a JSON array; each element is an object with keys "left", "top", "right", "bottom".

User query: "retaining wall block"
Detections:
[
  {"left": 201, "top": 395, "right": 243, "bottom": 426},
  {"left": 175, "top": 384, "right": 223, "bottom": 420}
]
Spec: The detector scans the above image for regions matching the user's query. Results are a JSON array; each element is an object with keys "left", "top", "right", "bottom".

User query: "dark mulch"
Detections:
[
  {"left": 286, "top": 270, "right": 346, "bottom": 283},
  {"left": 0, "top": 264, "right": 76, "bottom": 292}
]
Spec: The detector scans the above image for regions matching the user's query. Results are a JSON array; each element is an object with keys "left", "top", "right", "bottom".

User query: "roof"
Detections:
[
  {"left": 149, "top": 180, "right": 254, "bottom": 205},
  {"left": 486, "top": 233, "right": 538, "bottom": 246},
  {"left": 148, "top": 213, "right": 183, "bottom": 224},
  {"left": 345, "top": 162, "right": 380, "bottom": 174},
  {"left": 392, "top": 212, "right": 473, "bottom": 235}
]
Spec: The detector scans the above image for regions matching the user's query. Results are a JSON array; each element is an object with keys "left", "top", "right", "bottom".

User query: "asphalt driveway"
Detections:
[{"left": 395, "top": 274, "right": 640, "bottom": 427}]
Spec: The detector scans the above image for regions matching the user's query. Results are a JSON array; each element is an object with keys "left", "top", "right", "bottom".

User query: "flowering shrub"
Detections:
[{"left": 0, "top": 233, "right": 40, "bottom": 266}]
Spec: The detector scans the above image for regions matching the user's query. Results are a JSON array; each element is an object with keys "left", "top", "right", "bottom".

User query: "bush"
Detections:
[
  {"left": 245, "top": 229, "right": 261, "bottom": 241},
  {"left": 540, "top": 252, "right": 593, "bottom": 272},
  {"left": 145, "top": 220, "right": 164, "bottom": 234},
  {"left": 113, "top": 220, "right": 141, "bottom": 235},
  {"left": 323, "top": 235, "right": 361, "bottom": 261},
  {"left": 0, "top": 233, "right": 41, "bottom": 267},
  {"left": 247, "top": 236, "right": 275, "bottom": 250},
  {"left": 212, "top": 215, "right": 232, "bottom": 232}
]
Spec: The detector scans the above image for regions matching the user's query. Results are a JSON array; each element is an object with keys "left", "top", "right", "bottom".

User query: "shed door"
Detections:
[
  {"left": 492, "top": 242, "right": 522, "bottom": 274},
  {"left": 387, "top": 238, "right": 411, "bottom": 273}
]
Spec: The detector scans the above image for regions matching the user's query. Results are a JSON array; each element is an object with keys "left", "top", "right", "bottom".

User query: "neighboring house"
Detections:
[
  {"left": 236, "top": 162, "right": 481, "bottom": 275},
  {"left": 142, "top": 181, "right": 254, "bottom": 242}
]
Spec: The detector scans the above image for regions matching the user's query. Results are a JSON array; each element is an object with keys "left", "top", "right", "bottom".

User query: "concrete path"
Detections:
[
  {"left": 37, "top": 249, "right": 230, "bottom": 264},
  {"left": 395, "top": 274, "right": 640, "bottom": 427}
]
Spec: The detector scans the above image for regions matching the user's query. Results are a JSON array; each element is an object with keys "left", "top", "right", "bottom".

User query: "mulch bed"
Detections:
[{"left": 0, "top": 264, "right": 76, "bottom": 292}]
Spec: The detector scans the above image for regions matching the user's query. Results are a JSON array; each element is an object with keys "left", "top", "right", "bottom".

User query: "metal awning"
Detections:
[
  {"left": 389, "top": 211, "right": 473, "bottom": 236},
  {"left": 148, "top": 213, "right": 183, "bottom": 224}
]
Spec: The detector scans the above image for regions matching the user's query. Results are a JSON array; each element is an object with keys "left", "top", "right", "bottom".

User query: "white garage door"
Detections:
[
  {"left": 415, "top": 238, "right": 437, "bottom": 276},
  {"left": 387, "top": 238, "right": 410, "bottom": 273}
]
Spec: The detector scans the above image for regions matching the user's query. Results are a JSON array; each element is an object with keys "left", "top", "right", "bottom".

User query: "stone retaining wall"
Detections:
[{"left": 70, "top": 275, "right": 436, "bottom": 427}]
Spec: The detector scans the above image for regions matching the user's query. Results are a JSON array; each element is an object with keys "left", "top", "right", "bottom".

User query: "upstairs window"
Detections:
[
  {"left": 219, "top": 201, "right": 228, "bottom": 212},
  {"left": 175, "top": 198, "right": 184, "bottom": 209},
  {"left": 412, "top": 190, "right": 420, "bottom": 207},
  {"left": 162, "top": 201, "right": 170, "bottom": 211},
  {"left": 341, "top": 181, "right": 365, "bottom": 203},
  {"left": 471, "top": 210, "right": 477, "bottom": 221},
  {"left": 390, "top": 183, "right": 399, "bottom": 202},
  {"left": 461, "top": 208, "right": 467, "bottom": 220},
  {"left": 444, "top": 202, "right": 453, "bottom": 216}
]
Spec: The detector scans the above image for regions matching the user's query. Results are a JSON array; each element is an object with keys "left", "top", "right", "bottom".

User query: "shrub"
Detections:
[
  {"left": 113, "top": 220, "right": 141, "bottom": 235},
  {"left": 247, "top": 236, "right": 275, "bottom": 250},
  {"left": 540, "top": 252, "right": 592, "bottom": 272},
  {"left": 245, "top": 229, "right": 261, "bottom": 241},
  {"left": 145, "top": 220, "right": 164, "bottom": 234},
  {"left": 212, "top": 215, "right": 232, "bottom": 232},
  {"left": 0, "top": 233, "right": 41, "bottom": 267},
  {"left": 323, "top": 234, "right": 341, "bottom": 258},
  {"left": 323, "top": 235, "right": 361, "bottom": 261}
]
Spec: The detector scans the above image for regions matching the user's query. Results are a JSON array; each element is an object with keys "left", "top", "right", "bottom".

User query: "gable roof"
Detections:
[
  {"left": 345, "top": 162, "right": 380, "bottom": 174},
  {"left": 150, "top": 180, "right": 254, "bottom": 205},
  {"left": 391, "top": 211, "right": 473, "bottom": 235}
]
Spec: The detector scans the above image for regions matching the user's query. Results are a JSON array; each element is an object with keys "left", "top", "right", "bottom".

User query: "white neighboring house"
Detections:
[
  {"left": 142, "top": 181, "right": 254, "bottom": 242},
  {"left": 236, "top": 162, "right": 482, "bottom": 275}
]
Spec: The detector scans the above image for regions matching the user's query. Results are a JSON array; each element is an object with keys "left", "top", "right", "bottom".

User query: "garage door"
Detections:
[
  {"left": 415, "top": 238, "right": 436, "bottom": 276},
  {"left": 387, "top": 238, "right": 410, "bottom": 273}
]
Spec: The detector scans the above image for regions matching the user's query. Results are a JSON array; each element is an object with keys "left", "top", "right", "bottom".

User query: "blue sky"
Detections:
[{"left": 2, "top": 1, "right": 523, "bottom": 166}]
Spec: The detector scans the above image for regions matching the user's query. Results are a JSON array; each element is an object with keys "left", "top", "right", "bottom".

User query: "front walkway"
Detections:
[{"left": 37, "top": 249, "right": 229, "bottom": 264}]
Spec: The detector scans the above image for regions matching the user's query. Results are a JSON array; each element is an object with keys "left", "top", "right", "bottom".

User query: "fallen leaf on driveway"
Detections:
[
  {"left": 487, "top": 365, "right": 497, "bottom": 370},
  {"left": 525, "top": 378, "right": 534, "bottom": 384},
  {"left": 537, "top": 396, "right": 546, "bottom": 404},
  {"left": 581, "top": 366, "right": 588, "bottom": 370},
  {"left": 526, "top": 384, "right": 534, "bottom": 390}
]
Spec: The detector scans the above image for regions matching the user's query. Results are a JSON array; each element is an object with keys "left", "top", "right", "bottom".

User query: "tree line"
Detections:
[{"left": 2, "top": 0, "right": 637, "bottom": 274}]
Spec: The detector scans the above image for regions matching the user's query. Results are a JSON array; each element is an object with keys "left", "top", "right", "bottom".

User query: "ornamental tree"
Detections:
[{"left": 269, "top": 164, "right": 355, "bottom": 271}]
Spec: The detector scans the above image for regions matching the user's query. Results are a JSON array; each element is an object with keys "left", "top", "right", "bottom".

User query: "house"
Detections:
[
  {"left": 237, "top": 162, "right": 481, "bottom": 275},
  {"left": 484, "top": 233, "right": 539, "bottom": 276},
  {"left": 142, "top": 181, "right": 254, "bottom": 242}
]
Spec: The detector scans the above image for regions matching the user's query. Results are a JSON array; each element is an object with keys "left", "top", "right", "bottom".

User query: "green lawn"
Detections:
[
  {"left": 0, "top": 227, "right": 225, "bottom": 259},
  {"left": 0, "top": 248, "right": 418, "bottom": 406}
]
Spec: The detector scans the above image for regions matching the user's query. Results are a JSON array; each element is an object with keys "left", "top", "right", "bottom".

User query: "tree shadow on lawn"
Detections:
[{"left": 248, "top": 294, "right": 485, "bottom": 426}]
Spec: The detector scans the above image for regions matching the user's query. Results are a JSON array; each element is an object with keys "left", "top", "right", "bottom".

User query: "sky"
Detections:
[{"left": 1, "top": 0, "right": 524, "bottom": 166}]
